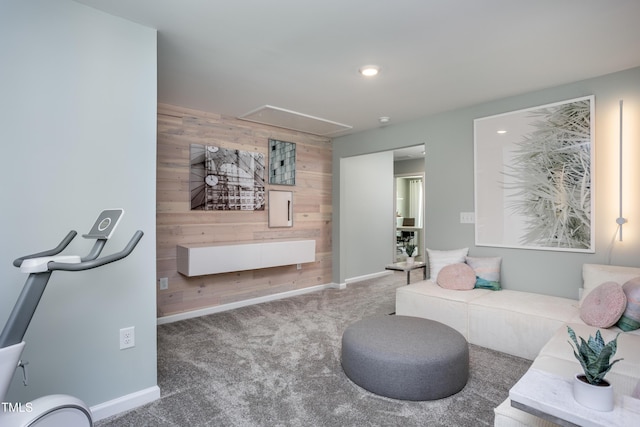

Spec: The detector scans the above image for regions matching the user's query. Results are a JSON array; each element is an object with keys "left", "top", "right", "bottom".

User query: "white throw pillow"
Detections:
[{"left": 426, "top": 247, "right": 469, "bottom": 281}]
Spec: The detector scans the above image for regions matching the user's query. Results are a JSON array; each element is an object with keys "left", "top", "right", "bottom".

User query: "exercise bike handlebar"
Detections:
[
  {"left": 1, "top": 227, "right": 144, "bottom": 349},
  {"left": 12, "top": 230, "right": 144, "bottom": 274},
  {"left": 49, "top": 230, "right": 144, "bottom": 271},
  {"left": 12, "top": 230, "right": 78, "bottom": 268}
]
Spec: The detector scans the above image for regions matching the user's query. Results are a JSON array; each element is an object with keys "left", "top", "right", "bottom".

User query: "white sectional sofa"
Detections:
[{"left": 395, "top": 263, "right": 640, "bottom": 426}]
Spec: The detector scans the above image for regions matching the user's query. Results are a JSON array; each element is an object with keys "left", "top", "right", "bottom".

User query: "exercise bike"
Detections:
[{"left": 0, "top": 209, "right": 143, "bottom": 427}]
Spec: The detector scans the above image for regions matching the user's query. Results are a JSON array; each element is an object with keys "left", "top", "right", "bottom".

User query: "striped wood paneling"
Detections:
[{"left": 157, "top": 103, "right": 333, "bottom": 317}]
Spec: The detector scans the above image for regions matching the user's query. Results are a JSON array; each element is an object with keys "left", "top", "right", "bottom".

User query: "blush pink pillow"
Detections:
[
  {"left": 580, "top": 281, "right": 627, "bottom": 328},
  {"left": 437, "top": 263, "right": 476, "bottom": 290}
]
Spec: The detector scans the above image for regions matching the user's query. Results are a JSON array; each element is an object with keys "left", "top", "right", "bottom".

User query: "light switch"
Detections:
[{"left": 460, "top": 212, "right": 475, "bottom": 224}]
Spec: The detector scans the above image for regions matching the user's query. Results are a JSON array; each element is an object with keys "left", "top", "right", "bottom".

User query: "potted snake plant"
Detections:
[
  {"left": 567, "top": 326, "right": 623, "bottom": 411},
  {"left": 403, "top": 243, "right": 417, "bottom": 264}
]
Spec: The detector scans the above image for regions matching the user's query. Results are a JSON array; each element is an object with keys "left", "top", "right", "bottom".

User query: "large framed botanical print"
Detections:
[{"left": 473, "top": 96, "right": 594, "bottom": 252}]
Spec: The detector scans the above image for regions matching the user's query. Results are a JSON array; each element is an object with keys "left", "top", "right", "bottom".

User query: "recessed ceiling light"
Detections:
[
  {"left": 359, "top": 65, "right": 380, "bottom": 77},
  {"left": 379, "top": 116, "right": 390, "bottom": 124},
  {"left": 497, "top": 130, "right": 507, "bottom": 134}
]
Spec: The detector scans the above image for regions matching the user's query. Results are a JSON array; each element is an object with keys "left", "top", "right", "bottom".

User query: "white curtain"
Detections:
[{"left": 409, "top": 179, "right": 423, "bottom": 227}]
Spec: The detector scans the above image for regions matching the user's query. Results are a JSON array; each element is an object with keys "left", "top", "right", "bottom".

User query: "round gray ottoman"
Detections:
[{"left": 341, "top": 315, "right": 469, "bottom": 401}]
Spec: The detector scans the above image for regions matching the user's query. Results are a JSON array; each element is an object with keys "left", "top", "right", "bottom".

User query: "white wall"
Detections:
[
  {"left": 0, "top": 0, "right": 158, "bottom": 416},
  {"left": 333, "top": 67, "right": 640, "bottom": 299},
  {"left": 339, "top": 151, "right": 394, "bottom": 281}
]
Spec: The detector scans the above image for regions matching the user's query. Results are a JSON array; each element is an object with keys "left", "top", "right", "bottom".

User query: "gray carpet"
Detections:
[{"left": 97, "top": 270, "right": 531, "bottom": 426}]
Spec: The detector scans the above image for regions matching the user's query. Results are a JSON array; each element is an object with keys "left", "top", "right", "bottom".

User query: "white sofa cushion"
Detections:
[
  {"left": 531, "top": 354, "right": 640, "bottom": 397},
  {"left": 395, "top": 280, "right": 489, "bottom": 339},
  {"left": 468, "top": 290, "right": 579, "bottom": 360},
  {"left": 568, "top": 312, "right": 640, "bottom": 336},
  {"left": 537, "top": 322, "right": 640, "bottom": 380},
  {"left": 582, "top": 263, "right": 640, "bottom": 305}
]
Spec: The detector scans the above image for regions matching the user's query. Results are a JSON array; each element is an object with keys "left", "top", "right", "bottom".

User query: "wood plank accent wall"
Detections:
[{"left": 157, "top": 103, "right": 333, "bottom": 317}]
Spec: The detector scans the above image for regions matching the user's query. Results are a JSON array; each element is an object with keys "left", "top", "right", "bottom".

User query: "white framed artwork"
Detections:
[{"left": 473, "top": 95, "right": 595, "bottom": 252}]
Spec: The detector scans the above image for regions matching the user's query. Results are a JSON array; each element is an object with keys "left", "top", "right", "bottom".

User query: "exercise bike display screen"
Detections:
[
  {"left": 98, "top": 217, "right": 111, "bottom": 231},
  {"left": 82, "top": 209, "right": 124, "bottom": 239}
]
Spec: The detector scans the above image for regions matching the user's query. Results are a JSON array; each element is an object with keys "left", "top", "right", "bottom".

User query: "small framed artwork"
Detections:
[
  {"left": 473, "top": 95, "right": 594, "bottom": 252},
  {"left": 269, "top": 139, "right": 296, "bottom": 185},
  {"left": 268, "top": 190, "right": 293, "bottom": 227}
]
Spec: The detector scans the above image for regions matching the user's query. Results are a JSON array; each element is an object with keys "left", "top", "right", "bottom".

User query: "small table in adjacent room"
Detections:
[{"left": 385, "top": 261, "right": 427, "bottom": 285}]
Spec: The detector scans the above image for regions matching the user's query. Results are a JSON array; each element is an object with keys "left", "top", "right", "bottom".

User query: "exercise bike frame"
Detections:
[{"left": 0, "top": 217, "right": 143, "bottom": 427}]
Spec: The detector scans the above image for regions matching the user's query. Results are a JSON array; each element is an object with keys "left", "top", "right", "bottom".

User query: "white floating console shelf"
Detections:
[{"left": 177, "top": 239, "right": 316, "bottom": 277}]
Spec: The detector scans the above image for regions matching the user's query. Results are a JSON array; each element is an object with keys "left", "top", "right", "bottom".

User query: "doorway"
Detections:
[
  {"left": 393, "top": 145, "right": 425, "bottom": 262},
  {"left": 394, "top": 174, "right": 425, "bottom": 261},
  {"left": 336, "top": 145, "right": 424, "bottom": 284}
]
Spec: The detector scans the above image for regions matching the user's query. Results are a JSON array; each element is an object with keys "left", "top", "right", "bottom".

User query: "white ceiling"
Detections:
[{"left": 74, "top": 0, "right": 640, "bottom": 137}]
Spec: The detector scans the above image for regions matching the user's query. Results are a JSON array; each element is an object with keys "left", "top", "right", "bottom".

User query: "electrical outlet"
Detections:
[
  {"left": 120, "top": 327, "right": 135, "bottom": 350},
  {"left": 296, "top": 263, "right": 302, "bottom": 270},
  {"left": 159, "top": 277, "right": 168, "bottom": 290},
  {"left": 460, "top": 212, "right": 475, "bottom": 224}
]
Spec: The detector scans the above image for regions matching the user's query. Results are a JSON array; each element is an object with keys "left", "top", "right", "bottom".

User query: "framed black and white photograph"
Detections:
[
  {"left": 268, "top": 139, "right": 296, "bottom": 185},
  {"left": 189, "top": 144, "right": 265, "bottom": 211},
  {"left": 473, "top": 96, "right": 595, "bottom": 252}
]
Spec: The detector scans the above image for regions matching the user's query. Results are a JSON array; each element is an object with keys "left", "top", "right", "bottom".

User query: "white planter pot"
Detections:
[
  {"left": 572, "top": 374, "right": 614, "bottom": 412},
  {"left": 406, "top": 257, "right": 415, "bottom": 265}
]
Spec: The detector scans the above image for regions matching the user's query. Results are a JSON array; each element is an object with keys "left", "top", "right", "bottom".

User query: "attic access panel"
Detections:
[{"left": 238, "top": 105, "right": 352, "bottom": 136}]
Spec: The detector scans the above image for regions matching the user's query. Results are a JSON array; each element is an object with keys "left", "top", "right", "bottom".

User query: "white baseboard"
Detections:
[
  {"left": 345, "top": 270, "right": 392, "bottom": 284},
  {"left": 157, "top": 283, "right": 339, "bottom": 325},
  {"left": 91, "top": 385, "right": 160, "bottom": 422}
]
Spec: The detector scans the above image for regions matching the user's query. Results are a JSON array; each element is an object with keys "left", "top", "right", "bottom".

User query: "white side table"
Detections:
[{"left": 509, "top": 368, "right": 640, "bottom": 427}]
